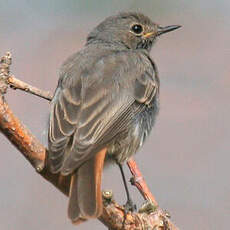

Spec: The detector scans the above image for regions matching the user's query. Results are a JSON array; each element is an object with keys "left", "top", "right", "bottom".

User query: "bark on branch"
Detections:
[{"left": 0, "top": 52, "right": 179, "bottom": 230}]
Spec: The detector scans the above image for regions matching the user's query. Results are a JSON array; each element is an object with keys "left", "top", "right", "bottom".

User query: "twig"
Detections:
[
  {"left": 127, "top": 158, "right": 158, "bottom": 206},
  {"left": 0, "top": 52, "right": 179, "bottom": 229},
  {"left": 7, "top": 76, "right": 53, "bottom": 101},
  {"left": 0, "top": 52, "right": 52, "bottom": 101}
]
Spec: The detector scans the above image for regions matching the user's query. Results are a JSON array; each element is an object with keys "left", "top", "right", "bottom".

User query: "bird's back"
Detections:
[{"left": 49, "top": 42, "right": 159, "bottom": 173}]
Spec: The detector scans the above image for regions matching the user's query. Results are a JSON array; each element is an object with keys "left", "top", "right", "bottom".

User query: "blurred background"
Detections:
[{"left": 0, "top": 0, "right": 230, "bottom": 229}]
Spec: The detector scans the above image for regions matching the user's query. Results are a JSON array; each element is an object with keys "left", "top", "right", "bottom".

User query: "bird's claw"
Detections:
[{"left": 124, "top": 199, "right": 137, "bottom": 213}]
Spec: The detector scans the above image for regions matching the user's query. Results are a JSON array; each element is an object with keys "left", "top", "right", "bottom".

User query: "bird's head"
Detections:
[{"left": 87, "top": 12, "right": 181, "bottom": 51}]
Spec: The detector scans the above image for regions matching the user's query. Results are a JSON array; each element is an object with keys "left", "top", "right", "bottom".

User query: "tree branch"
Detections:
[{"left": 0, "top": 52, "right": 179, "bottom": 229}]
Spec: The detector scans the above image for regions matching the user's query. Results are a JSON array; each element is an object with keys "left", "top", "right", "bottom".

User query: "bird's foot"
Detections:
[{"left": 123, "top": 199, "right": 137, "bottom": 213}]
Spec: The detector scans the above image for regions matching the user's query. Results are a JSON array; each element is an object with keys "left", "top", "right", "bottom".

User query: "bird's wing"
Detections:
[{"left": 48, "top": 50, "right": 158, "bottom": 174}]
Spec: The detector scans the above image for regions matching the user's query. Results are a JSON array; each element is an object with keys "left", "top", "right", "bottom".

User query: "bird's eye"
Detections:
[{"left": 131, "top": 24, "right": 143, "bottom": 34}]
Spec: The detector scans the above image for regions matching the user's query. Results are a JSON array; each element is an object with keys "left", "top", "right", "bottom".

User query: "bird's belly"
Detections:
[{"left": 106, "top": 98, "right": 159, "bottom": 163}]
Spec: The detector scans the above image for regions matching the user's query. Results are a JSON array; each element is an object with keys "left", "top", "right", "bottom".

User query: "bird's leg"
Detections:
[{"left": 117, "top": 163, "right": 137, "bottom": 213}]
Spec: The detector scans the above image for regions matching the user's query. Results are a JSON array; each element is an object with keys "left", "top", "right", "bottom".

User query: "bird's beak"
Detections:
[
  {"left": 143, "top": 25, "right": 181, "bottom": 38},
  {"left": 156, "top": 25, "right": 181, "bottom": 36}
]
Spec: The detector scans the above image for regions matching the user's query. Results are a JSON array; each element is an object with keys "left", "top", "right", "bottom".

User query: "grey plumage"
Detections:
[{"left": 48, "top": 12, "right": 180, "bottom": 223}]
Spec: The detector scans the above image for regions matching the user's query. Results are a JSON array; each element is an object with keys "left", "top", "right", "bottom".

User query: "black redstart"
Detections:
[{"left": 48, "top": 12, "right": 181, "bottom": 224}]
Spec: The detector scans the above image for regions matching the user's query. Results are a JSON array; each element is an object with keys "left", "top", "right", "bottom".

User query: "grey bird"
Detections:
[{"left": 48, "top": 12, "right": 181, "bottom": 224}]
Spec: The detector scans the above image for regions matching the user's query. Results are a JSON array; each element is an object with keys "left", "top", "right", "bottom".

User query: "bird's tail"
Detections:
[{"left": 68, "top": 148, "right": 107, "bottom": 224}]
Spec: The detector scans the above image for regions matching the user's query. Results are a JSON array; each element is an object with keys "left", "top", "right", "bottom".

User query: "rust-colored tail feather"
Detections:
[{"left": 68, "top": 148, "right": 107, "bottom": 224}]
